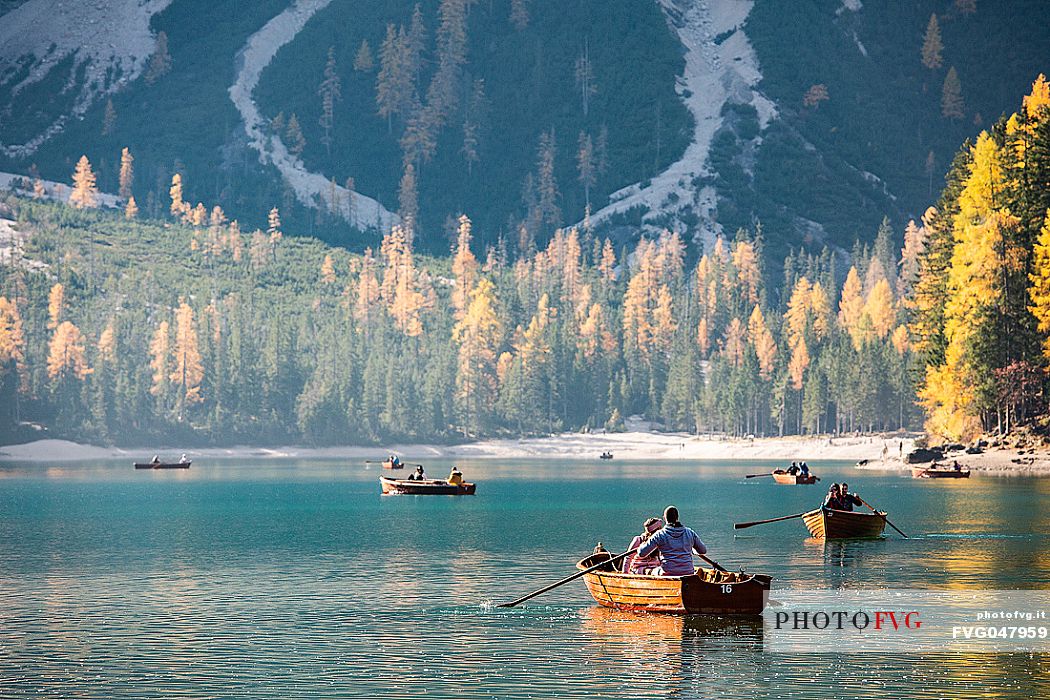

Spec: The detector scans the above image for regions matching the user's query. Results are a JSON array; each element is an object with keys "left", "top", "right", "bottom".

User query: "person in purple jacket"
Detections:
[
  {"left": 622, "top": 517, "right": 664, "bottom": 574},
  {"left": 635, "top": 505, "right": 707, "bottom": 576}
]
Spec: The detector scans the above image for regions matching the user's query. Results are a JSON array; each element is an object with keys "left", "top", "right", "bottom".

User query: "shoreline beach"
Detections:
[{"left": 1, "top": 432, "right": 915, "bottom": 464}]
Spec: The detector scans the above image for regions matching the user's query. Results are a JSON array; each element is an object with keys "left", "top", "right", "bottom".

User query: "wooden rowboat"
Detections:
[
  {"left": 771, "top": 469, "right": 818, "bottom": 485},
  {"left": 382, "top": 459, "right": 405, "bottom": 470},
  {"left": 802, "top": 508, "right": 886, "bottom": 539},
  {"left": 576, "top": 551, "right": 771, "bottom": 615},
  {"left": 911, "top": 465, "right": 970, "bottom": 478},
  {"left": 134, "top": 461, "right": 191, "bottom": 469},
  {"left": 379, "top": 475, "right": 476, "bottom": 495}
]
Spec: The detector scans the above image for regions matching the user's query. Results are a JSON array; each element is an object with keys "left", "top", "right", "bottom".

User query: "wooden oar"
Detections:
[
  {"left": 699, "top": 554, "right": 728, "bottom": 572},
  {"left": 858, "top": 497, "right": 909, "bottom": 538},
  {"left": 497, "top": 549, "right": 636, "bottom": 608},
  {"left": 734, "top": 512, "right": 808, "bottom": 529},
  {"left": 745, "top": 473, "right": 773, "bottom": 478}
]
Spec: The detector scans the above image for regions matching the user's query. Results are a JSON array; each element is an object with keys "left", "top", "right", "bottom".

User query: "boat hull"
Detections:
[
  {"left": 576, "top": 552, "right": 771, "bottom": 615},
  {"left": 802, "top": 508, "right": 886, "bottom": 539},
  {"left": 379, "top": 476, "right": 476, "bottom": 495},
  {"left": 772, "top": 471, "right": 817, "bottom": 484},
  {"left": 911, "top": 467, "right": 970, "bottom": 478},
  {"left": 134, "top": 462, "right": 191, "bottom": 469}
]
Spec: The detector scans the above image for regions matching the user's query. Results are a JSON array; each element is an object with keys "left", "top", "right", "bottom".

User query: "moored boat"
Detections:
[
  {"left": 134, "top": 461, "right": 191, "bottom": 469},
  {"left": 575, "top": 551, "right": 771, "bottom": 615},
  {"left": 771, "top": 469, "right": 818, "bottom": 485},
  {"left": 379, "top": 475, "right": 476, "bottom": 495},
  {"left": 599, "top": 452, "right": 613, "bottom": 460},
  {"left": 911, "top": 465, "right": 970, "bottom": 478},
  {"left": 802, "top": 507, "right": 886, "bottom": 539}
]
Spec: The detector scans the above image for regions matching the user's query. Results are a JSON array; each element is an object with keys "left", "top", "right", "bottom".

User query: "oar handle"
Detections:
[
  {"left": 745, "top": 473, "right": 773, "bottom": 479},
  {"left": 699, "top": 554, "right": 727, "bottom": 572},
  {"left": 858, "top": 497, "right": 909, "bottom": 538},
  {"left": 734, "top": 512, "right": 808, "bottom": 529},
  {"left": 497, "top": 549, "right": 635, "bottom": 608}
]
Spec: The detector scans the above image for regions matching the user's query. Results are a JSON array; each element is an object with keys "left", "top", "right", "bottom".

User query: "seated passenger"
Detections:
[
  {"left": 447, "top": 467, "right": 463, "bottom": 485},
  {"left": 823, "top": 483, "right": 843, "bottom": 510},
  {"left": 622, "top": 517, "right": 664, "bottom": 574},
  {"left": 787, "top": 462, "right": 799, "bottom": 475},
  {"left": 838, "top": 483, "right": 862, "bottom": 511},
  {"left": 151, "top": 455, "right": 160, "bottom": 464},
  {"left": 635, "top": 506, "right": 707, "bottom": 577},
  {"left": 800, "top": 462, "right": 810, "bottom": 477},
  {"left": 414, "top": 465, "right": 426, "bottom": 480}
]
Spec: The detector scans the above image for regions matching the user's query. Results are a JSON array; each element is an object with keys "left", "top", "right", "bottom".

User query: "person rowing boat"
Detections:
[
  {"left": 838, "top": 483, "right": 862, "bottom": 512},
  {"left": 634, "top": 506, "right": 707, "bottom": 576}
]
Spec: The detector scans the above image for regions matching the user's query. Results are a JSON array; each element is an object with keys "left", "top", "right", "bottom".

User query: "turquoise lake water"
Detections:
[{"left": 1, "top": 458, "right": 1049, "bottom": 698}]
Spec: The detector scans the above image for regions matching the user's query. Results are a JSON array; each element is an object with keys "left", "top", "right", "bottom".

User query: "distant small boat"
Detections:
[
  {"left": 771, "top": 469, "right": 818, "bottom": 485},
  {"left": 576, "top": 550, "right": 771, "bottom": 615},
  {"left": 380, "top": 475, "right": 476, "bottom": 495},
  {"left": 382, "top": 459, "right": 405, "bottom": 470},
  {"left": 912, "top": 465, "right": 970, "bottom": 479},
  {"left": 599, "top": 452, "right": 613, "bottom": 460},
  {"left": 134, "top": 461, "right": 191, "bottom": 470},
  {"left": 802, "top": 508, "right": 886, "bottom": 539}
]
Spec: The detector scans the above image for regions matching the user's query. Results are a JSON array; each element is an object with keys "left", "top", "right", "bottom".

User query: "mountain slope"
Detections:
[{"left": 0, "top": 0, "right": 1047, "bottom": 264}]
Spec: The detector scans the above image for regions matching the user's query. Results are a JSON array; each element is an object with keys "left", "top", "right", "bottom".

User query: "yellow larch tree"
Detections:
[
  {"left": 784, "top": 277, "right": 813, "bottom": 349},
  {"left": 47, "top": 321, "right": 92, "bottom": 380},
  {"left": 838, "top": 266, "right": 865, "bottom": 347},
  {"left": 562, "top": 227, "right": 582, "bottom": 303},
  {"left": 354, "top": 248, "right": 382, "bottom": 330},
  {"left": 1028, "top": 209, "right": 1050, "bottom": 359},
  {"left": 380, "top": 225, "right": 428, "bottom": 336},
  {"left": 696, "top": 316, "right": 711, "bottom": 357},
  {"left": 119, "top": 147, "right": 134, "bottom": 200},
  {"left": 169, "top": 174, "right": 186, "bottom": 218},
  {"left": 125, "top": 196, "right": 138, "bottom": 219},
  {"left": 864, "top": 278, "right": 896, "bottom": 340},
  {"left": 748, "top": 305, "right": 777, "bottom": 380},
  {"left": 47, "top": 283, "right": 64, "bottom": 330},
  {"left": 891, "top": 325, "right": 910, "bottom": 357},
  {"left": 809, "top": 281, "right": 832, "bottom": 341},
  {"left": 0, "top": 296, "right": 27, "bottom": 389},
  {"left": 267, "top": 207, "right": 282, "bottom": 255},
  {"left": 788, "top": 339, "right": 810, "bottom": 390},
  {"left": 69, "top": 155, "right": 98, "bottom": 209},
  {"left": 452, "top": 278, "right": 503, "bottom": 433},
  {"left": 170, "top": 301, "right": 204, "bottom": 414},
  {"left": 731, "top": 239, "right": 761, "bottom": 305},
  {"left": 577, "top": 302, "right": 605, "bottom": 358},
  {"left": 227, "top": 221, "right": 243, "bottom": 262},
  {"left": 321, "top": 254, "right": 337, "bottom": 285},
  {"left": 97, "top": 320, "right": 117, "bottom": 364},
  {"left": 599, "top": 238, "right": 617, "bottom": 283},
  {"left": 451, "top": 214, "right": 479, "bottom": 319},
  {"left": 722, "top": 317, "right": 746, "bottom": 368},
  {"left": 922, "top": 131, "right": 1018, "bottom": 440},
  {"left": 149, "top": 321, "right": 170, "bottom": 396}
]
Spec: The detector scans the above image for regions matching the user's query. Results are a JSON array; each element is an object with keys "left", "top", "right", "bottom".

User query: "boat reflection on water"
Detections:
[
  {"left": 804, "top": 536, "right": 888, "bottom": 568},
  {"left": 578, "top": 606, "right": 764, "bottom": 698}
]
